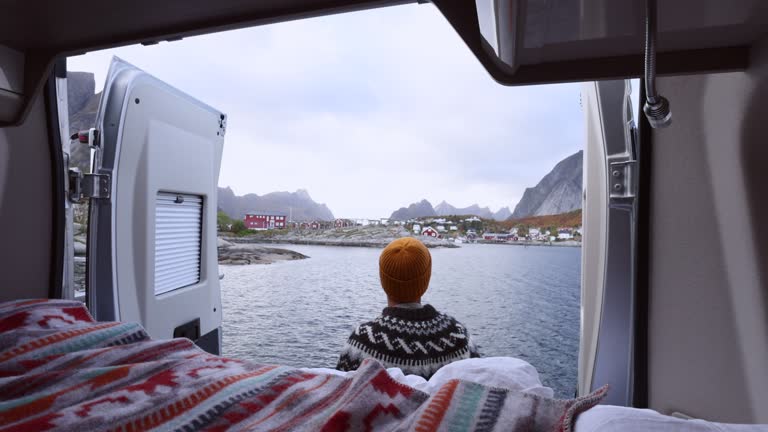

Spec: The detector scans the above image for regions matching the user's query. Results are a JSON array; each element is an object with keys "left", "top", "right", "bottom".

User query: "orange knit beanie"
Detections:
[{"left": 379, "top": 237, "right": 432, "bottom": 303}]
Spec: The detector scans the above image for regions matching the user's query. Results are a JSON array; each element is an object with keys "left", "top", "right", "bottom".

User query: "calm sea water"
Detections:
[{"left": 220, "top": 243, "right": 581, "bottom": 397}]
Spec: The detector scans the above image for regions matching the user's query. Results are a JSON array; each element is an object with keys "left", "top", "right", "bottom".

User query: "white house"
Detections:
[
  {"left": 437, "top": 225, "right": 446, "bottom": 232},
  {"left": 510, "top": 227, "right": 518, "bottom": 235},
  {"left": 380, "top": 218, "right": 389, "bottom": 226},
  {"left": 449, "top": 225, "right": 458, "bottom": 231},
  {"left": 465, "top": 216, "right": 481, "bottom": 222},
  {"left": 434, "top": 218, "right": 447, "bottom": 224},
  {"left": 558, "top": 228, "right": 573, "bottom": 240},
  {"left": 413, "top": 224, "right": 422, "bottom": 234},
  {"left": 529, "top": 227, "right": 540, "bottom": 236}
]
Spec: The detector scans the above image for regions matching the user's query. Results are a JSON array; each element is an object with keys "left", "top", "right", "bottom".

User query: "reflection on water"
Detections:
[{"left": 221, "top": 243, "right": 580, "bottom": 397}]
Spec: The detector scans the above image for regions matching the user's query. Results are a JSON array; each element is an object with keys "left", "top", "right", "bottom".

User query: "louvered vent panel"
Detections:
[{"left": 154, "top": 192, "right": 203, "bottom": 295}]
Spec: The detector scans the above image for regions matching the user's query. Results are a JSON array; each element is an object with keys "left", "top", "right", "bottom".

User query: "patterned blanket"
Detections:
[{"left": 0, "top": 300, "right": 607, "bottom": 431}]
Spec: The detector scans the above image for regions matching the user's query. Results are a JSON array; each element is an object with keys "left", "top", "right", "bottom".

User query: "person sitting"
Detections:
[{"left": 336, "top": 237, "right": 480, "bottom": 379}]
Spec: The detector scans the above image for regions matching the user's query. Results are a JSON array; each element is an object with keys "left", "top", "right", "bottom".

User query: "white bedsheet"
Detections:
[
  {"left": 576, "top": 406, "right": 768, "bottom": 432},
  {"left": 307, "top": 357, "right": 768, "bottom": 431},
  {"left": 304, "top": 356, "right": 553, "bottom": 397}
]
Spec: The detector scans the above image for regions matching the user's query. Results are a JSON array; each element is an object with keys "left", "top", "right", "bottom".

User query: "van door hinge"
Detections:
[
  {"left": 609, "top": 159, "right": 637, "bottom": 199},
  {"left": 67, "top": 127, "right": 109, "bottom": 203},
  {"left": 68, "top": 168, "right": 110, "bottom": 202}
]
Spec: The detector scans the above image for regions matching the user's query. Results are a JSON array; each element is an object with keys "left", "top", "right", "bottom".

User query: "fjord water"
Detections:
[{"left": 220, "top": 243, "right": 581, "bottom": 397}]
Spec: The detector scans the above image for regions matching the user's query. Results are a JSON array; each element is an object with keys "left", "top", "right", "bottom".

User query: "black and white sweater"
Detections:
[{"left": 336, "top": 304, "right": 480, "bottom": 379}]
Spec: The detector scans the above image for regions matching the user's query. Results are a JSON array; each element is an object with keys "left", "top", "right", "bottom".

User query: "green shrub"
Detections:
[{"left": 231, "top": 220, "right": 247, "bottom": 234}]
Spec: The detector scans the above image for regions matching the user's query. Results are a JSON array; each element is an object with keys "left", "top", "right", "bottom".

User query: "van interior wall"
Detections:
[
  {"left": 649, "top": 35, "right": 768, "bottom": 423},
  {"left": 0, "top": 92, "right": 53, "bottom": 301}
]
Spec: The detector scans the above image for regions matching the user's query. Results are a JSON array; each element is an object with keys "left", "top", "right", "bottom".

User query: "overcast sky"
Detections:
[{"left": 68, "top": 4, "right": 585, "bottom": 219}]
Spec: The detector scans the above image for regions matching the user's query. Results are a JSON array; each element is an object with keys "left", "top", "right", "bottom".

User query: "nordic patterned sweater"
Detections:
[{"left": 336, "top": 304, "right": 480, "bottom": 379}]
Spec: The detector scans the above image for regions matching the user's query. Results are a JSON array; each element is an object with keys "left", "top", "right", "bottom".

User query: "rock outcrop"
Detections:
[
  {"left": 493, "top": 207, "right": 512, "bottom": 221},
  {"left": 218, "top": 241, "right": 308, "bottom": 265},
  {"left": 390, "top": 199, "right": 437, "bottom": 221},
  {"left": 66, "top": 72, "right": 101, "bottom": 173},
  {"left": 511, "top": 151, "right": 583, "bottom": 218}
]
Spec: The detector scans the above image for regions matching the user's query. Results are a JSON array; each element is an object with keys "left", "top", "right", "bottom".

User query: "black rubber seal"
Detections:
[
  {"left": 633, "top": 79, "right": 652, "bottom": 409},
  {"left": 43, "top": 57, "right": 67, "bottom": 299}
]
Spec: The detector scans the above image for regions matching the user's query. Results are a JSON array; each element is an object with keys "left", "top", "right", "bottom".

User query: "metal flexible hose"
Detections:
[
  {"left": 642, "top": 0, "right": 671, "bottom": 128},
  {"left": 645, "top": 0, "right": 657, "bottom": 104}
]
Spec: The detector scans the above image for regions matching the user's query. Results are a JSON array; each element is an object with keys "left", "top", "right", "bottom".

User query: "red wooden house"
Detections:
[
  {"left": 244, "top": 211, "right": 286, "bottom": 230},
  {"left": 421, "top": 226, "right": 439, "bottom": 237}
]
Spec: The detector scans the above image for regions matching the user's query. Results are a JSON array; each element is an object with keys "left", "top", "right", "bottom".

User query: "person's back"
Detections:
[{"left": 336, "top": 237, "right": 479, "bottom": 378}]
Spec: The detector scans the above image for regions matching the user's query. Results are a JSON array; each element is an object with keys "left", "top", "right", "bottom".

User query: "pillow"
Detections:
[{"left": 416, "top": 356, "right": 555, "bottom": 397}]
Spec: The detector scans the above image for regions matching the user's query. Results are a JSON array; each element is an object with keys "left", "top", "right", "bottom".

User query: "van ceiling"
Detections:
[
  {"left": 1, "top": 0, "right": 767, "bottom": 124},
  {"left": 0, "top": 0, "right": 410, "bottom": 51},
  {"left": 1, "top": 0, "right": 766, "bottom": 55}
]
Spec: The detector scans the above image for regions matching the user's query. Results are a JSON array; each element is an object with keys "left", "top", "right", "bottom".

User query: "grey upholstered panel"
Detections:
[
  {"left": 649, "top": 35, "right": 768, "bottom": 423},
  {"left": 0, "top": 92, "right": 52, "bottom": 301}
]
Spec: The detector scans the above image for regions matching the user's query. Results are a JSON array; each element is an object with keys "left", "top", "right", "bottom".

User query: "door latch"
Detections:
[
  {"left": 70, "top": 128, "right": 99, "bottom": 148},
  {"left": 68, "top": 168, "right": 110, "bottom": 202}
]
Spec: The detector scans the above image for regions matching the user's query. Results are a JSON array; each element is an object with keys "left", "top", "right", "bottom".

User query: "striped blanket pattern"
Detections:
[{"left": 0, "top": 300, "right": 606, "bottom": 431}]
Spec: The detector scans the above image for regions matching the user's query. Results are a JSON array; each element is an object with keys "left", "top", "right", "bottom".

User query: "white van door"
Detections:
[{"left": 84, "top": 57, "right": 224, "bottom": 353}]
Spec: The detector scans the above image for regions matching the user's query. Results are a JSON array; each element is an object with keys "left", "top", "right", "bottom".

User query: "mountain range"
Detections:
[
  {"left": 389, "top": 200, "right": 511, "bottom": 221},
  {"left": 217, "top": 187, "right": 334, "bottom": 221},
  {"left": 389, "top": 150, "right": 583, "bottom": 221}
]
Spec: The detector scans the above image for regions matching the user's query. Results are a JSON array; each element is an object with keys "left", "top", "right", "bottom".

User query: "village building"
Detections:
[
  {"left": 334, "top": 218, "right": 353, "bottom": 228},
  {"left": 412, "top": 224, "right": 421, "bottom": 234},
  {"left": 483, "top": 232, "right": 511, "bottom": 242},
  {"left": 437, "top": 225, "right": 446, "bottom": 232},
  {"left": 306, "top": 221, "right": 329, "bottom": 229},
  {"left": 558, "top": 228, "right": 573, "bottom": 240},
  {"left": 244, "top": 211, "right": 286, "bottom": 230},
  {"left": 449, "top": 225, "right": 458, "bottom": 231},
  {"left": 422, "top": 226, "right": 439, "bottom": 237}
]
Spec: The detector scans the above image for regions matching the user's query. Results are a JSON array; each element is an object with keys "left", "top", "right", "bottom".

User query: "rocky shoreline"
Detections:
[
  {"left": 476, "top": 240, "right": 582, "bottom": 248},
  {"left": 222, "top": 226, "right": 459, "bottom": 249},
  {"left": 73, "top": 228, "right": 309, "bottom": 266}
]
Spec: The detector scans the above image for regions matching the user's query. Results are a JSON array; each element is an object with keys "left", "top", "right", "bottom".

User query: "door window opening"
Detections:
[{"left": 56, "top": 4, "right": 641, "bottom": 399}]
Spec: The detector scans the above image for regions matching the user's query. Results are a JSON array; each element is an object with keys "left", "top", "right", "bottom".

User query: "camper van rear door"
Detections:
[{"left": 86, "top": 57, "right": 224, "bottom": 353}]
